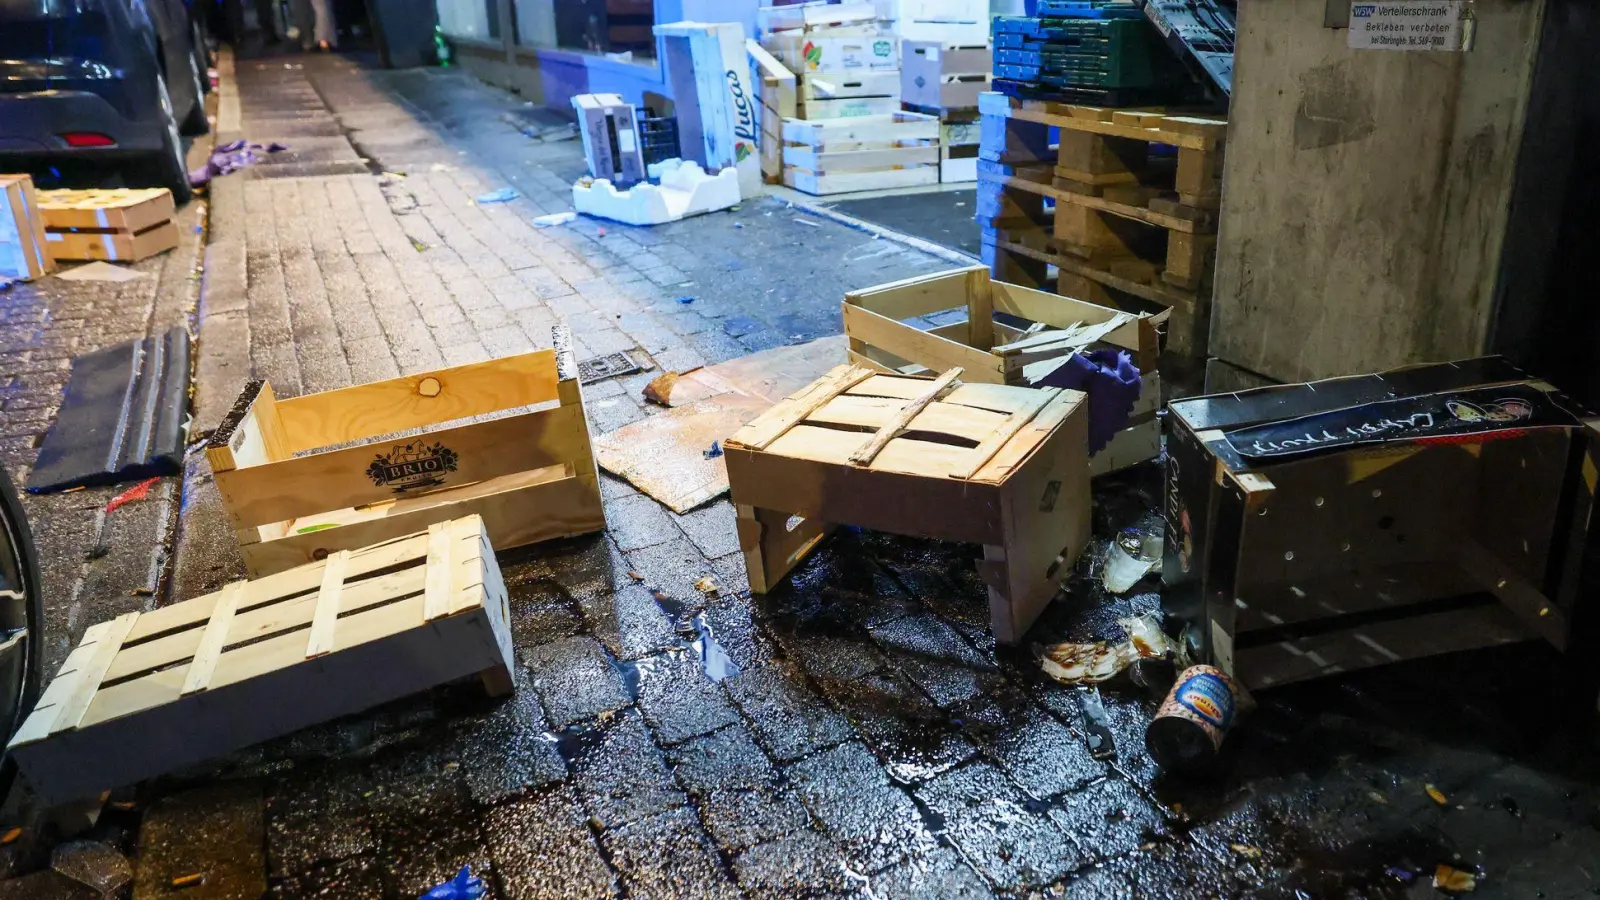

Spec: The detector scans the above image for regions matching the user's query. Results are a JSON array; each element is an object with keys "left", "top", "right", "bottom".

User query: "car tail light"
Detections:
[{"left": 60, "top": 133, "right": 116, "bottom": 148}]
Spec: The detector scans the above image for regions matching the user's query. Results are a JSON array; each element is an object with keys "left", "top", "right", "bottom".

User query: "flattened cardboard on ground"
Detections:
[{"left": 598, "top": 337, "right": 846, "bottom": 512}]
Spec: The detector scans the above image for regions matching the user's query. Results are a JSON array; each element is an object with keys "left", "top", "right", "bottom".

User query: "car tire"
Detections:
[
  {"left": 180, "top": 51, "right": 210, "bottom": 136},
  {"left": 137, "top": 73, "right": 195, "bottom": 205},
  {"left": 0, "top": 469, "right": 46, "bottom": 807}
]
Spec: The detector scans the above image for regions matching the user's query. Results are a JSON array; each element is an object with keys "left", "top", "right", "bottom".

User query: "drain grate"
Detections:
[{"left": 577, "top": 352, "right": 644, "bottom": 385}]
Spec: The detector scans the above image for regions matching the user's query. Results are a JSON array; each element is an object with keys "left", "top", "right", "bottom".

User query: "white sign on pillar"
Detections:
[
  {"left": 1348, "top": 1, "right": 1474, "bottom": 51},
  {"left": 656, "top": 21, "right": 764, "bottom": 199}
]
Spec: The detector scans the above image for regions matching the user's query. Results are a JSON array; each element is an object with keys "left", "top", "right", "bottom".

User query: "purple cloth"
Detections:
[
  {"left": 1035, "top": 349, "right": 1142, "bottom": 454},
  {"left": 188, "top": 140, "right": 289, "bottom": 187}
]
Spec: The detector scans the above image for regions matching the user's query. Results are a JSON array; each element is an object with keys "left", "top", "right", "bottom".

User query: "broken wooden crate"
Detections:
[
  {"left": 36, "top": 187, "right": 179, "bottom": 263},
  {"left": 208, "top": 328, "right": 605, "bottom": 577},
  {"left": 0, "top": 174, "right": 53, "bottom": 281},
  {"left": 749, "top": 39, "right": 797, "bottom": 185},
  {"left": 975, "top": 92, "right": 1227, "bottom": 358},
  {"left": 1165, "top": 357, "right": 1600, "bottom": 691},
  {"left": 8, "top": 515, "right": 513, "bottom": 804},
  {"left": 844, "top": 265, "right": 1162, "bottom": 476},
  {"left": 783, "top": 112, "right": 940, "bottom": 195},
  {"left": 726, "top": 365, "right": 1091, "bottom": 644}
]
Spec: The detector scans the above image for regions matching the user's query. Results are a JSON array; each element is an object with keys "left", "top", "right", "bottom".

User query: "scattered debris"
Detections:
[
  {"left": 171, "top": 872, "right": 206, "bottom": 888},
  {"left": 1038, "top": 613, "right": 1175, "bottom": 686},
  {"left": 0, "top": 827, "right": 20, "bottom": 845},
  {"left": 627, "top": 571, "right": 644, "bottom": 582},
  {"left": 188, "top": 139, "right": 287, "bottom": 187},
  {"left": 676, "top": 295, "right": 696, "bottom": 304},
  {"left": 703, "top": 440, "right": 723, "bottom": 459},
  {"left": 1426, "top": 784, "right": 1449, "bottom": 806},
  {"left": 1384, "top": 865, "right": 1415, "bottom": 884},
  {"left": 592, "top": 394, "right": 769, "bottom": 512},
  {"left": 1146, "top": 665, "right": 1239, "bottom": 772},
  {"left": 420, "top": 866, "right": 487, "bottom": 900},
  {"left": 793, "top": 217, "right": 821, "bottom": 227},
  {"left": 1077, "top": 687, "right": 1116, "bottom": 760},
  {"left": 474, "top": 187, "right": 520, "bottom": 204},
  {"left": 409, "top": 237, "right": 429, "bottom": 252},
  {"left": 1034, "top": 348, "right": 1142, "bottom": 454},
  {"left": 1230, "top": 843, "right": 1261, "bottom": 859},
  {"left": 694, "top": 575, "right": 719, "bottom": 595},
  {"left": 56, "top": 261, "right": 146, "bottom": 283},
  {"left": 105, "top": 476, "right": 161, "bottom": 514},
  {"left": 1101, "top": 523, "right": 1162, "bottom": 593},
  {"left": 1432, "top": 864, "right": 1478, "bottom": 893},
  {"left": 642, "top": 336, "right": 844, "bottom": 407},
  {"left": 691, "top": 614, "right": 740, "bottom": 682},
  {"left": 532, "top": 211, "right": 577, "bottom": 227},
  {"left": 50, "top": 840, "right": 132, "bottom": 896},
  {"left": 596, "top": 226, "right": 607, "bottom": 237}
]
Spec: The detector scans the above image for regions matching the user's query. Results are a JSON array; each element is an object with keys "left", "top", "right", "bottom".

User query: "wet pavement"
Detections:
[{"left": 0, "top": 49, "right": 1598, "bottom": 900}]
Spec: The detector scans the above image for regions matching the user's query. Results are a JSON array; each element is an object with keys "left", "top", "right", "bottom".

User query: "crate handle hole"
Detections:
[
  {"left": 312, "top": 548, "right": 330, "bottom": 561},
  {"left": 418, "top": 376, "right": 442, "bottom": 397}
]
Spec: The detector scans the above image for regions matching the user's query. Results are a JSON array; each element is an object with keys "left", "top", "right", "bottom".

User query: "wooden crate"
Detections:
[
  {"left": 937, "top": 118, "right": 980, "bottom": 183},
  {"left": 36, "top": 187, "right": 179, "bottom": 263},
  {"left": 974, "top": 92, "right": 1227, "bottom": 358},
  {"left": 782, "top": 111, "right": 939, "bottom": 195},
  {"left": 1165, "top": 358, "right": 1600, "bottom": 691},
  {"left": 0, "top": 174, "right": 53, "bottom": 281},
  {"left": 901, "top": 41, "right": 992, "bottom": 111},
  {"left": 207, "top": 328, "right": 605, "bottom": 577},
  {"left": 749, "top": 40, "right": 797, "bottom": 185},
  {"left": 844, "top": 265, "right": 1162, "bottom": 475},
  {"left": 727, "top": 365, "right": 1090, "bottom": 644},
  {"left": 8, "top": 514, "right": 514, "bottom": 804},
  {"left": 758, "top": 0, "right": 878, "bottom": 35}
]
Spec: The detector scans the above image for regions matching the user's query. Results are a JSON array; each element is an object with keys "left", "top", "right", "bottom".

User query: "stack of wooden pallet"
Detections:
[
  {"left": 757, "top": 1, "right": 940, "bottom": 196},
  {"left": 974, "top": 91, "right": 1226, "bottom": 358},
  {"left": 36, "top": 188, "right": 179, "bottom": 264}
]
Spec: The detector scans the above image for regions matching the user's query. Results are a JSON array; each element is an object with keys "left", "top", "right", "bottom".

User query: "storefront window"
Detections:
[
  {"left": 436, "top": 0, "right": 492, "bottom": 41},
  {"left": 540, "top": 0, "right": 657, "bottom": 60}
]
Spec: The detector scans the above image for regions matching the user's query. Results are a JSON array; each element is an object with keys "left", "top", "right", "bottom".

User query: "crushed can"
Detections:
[{"left": 1145, "top": 664, "right": 1237, "bottom": 771}]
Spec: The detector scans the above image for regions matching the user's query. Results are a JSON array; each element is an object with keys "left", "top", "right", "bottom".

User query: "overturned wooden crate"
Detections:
[
  {"left": 726, "top": 365, "right": 1091, "bottom": 644},
  {"left": 209, "top": 328, "right": 605, "bottom": 577},
  {"left": 783, "top": 112, "right": 940, "bottom": 195},
  {"left": 1166, "top": 358, "right": 1600, "bottom": 691},
  {"left": 844, "top": 265, "right": 1162, "bottom": 475},
  {"left": 0, "top": 174, "right": 54, "bottom": 281},
  {"left": 37, "top": 187, "right": 178, "bottom": 263},
  {"left": 9, "top": 515, "right": 513, "bottom": 804},
  {"left": 749, "top": 40, "right": 798, "bottom": 185},
  {"left": 975, "top": 92, "right": 1227, "bottom": 357}
]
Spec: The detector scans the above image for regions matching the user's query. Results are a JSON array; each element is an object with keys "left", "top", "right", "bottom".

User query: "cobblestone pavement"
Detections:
[{"left": 2, "top": 51, "right": 1600, "bottom": 900}]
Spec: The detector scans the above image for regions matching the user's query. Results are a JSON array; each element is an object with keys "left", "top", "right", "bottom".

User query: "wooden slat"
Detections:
[
  {"left": 730, "top": 365, "right": 878, "bottom": 450},
  {"left": 841, "top": 303, "right": 1004, "bottom": 381},
  {"left": 809, "top": 395, "right": 1007, "bottom": 444},
  {"left": 765, "top": 425, "right": 974, "bottom": 478},
  {"left": 850, "top": 376, "right": 1039, "bottom": 415},
  {"left": 849, "top": 369, "right": 964, "bottom": 465},
  {"left": 844, "top": 266, "right": 988, "bottom": 322},
  {"left": 423, "top": 523, "right": 452, "bottom": 621},
  {"left": 273, "top": 349, "right": 560, "bottom": 453},
  {"left": 49, "top": 612, "right": 139, "bottom": 734},
  {"left": 181, "top": 583, "right": 245, "bottom": 695},
  {"left": 304, "top": 551, "right": 350, "bottom": 659},
  {"left": 955, "top": 387, "right": 1060, "bottom": 479},
  {"left": 972, "top": 389, "right": 1084, "bottom": 483}
]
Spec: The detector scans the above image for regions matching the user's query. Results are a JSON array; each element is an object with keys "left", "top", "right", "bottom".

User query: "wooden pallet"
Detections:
[
  {"left": 207, "top": 327, "right": 605, "bottom": 577},
  {"left": 0, "top": 175, "right": 53, "bottom": 281},
  {"left": 726, "top": 365, "right": 1091, "bottom": 643},
  {"left": 975, "top": 92, "right": 1226, "bottom": 357},
  {"left": 8, "top": 514, "right": 514, "bottom": 804},
  {"left": 782, "top": 111, "right": 939, "bottom": 195},
  {"left": 35, "top": 188, "right": 179, "bottom": 263},
  {"left": 844, "top": 265, "right": 1161, "bottom": 476}
]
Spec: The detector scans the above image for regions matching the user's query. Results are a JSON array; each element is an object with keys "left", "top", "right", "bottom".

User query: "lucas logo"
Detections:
[{"left": 367, "top": 440, "right": 459, "bottom": 492}]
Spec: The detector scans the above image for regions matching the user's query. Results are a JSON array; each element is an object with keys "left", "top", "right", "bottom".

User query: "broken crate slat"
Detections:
[{"left": 7, "top": 514, "right": 514, "bottom": 805}]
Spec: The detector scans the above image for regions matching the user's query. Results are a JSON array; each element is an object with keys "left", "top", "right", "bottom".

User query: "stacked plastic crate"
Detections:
[{"left": 991, "top": 0, "right": 1191, "bottom": 107}]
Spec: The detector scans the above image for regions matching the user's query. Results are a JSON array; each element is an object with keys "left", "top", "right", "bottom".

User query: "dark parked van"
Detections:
[{"left": 0, "top": 0, "right": 211, "bottom": 203}]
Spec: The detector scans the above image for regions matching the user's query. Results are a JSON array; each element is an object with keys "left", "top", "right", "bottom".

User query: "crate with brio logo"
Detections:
[
  {"left": 206, "top": 326, "right": 606, "bottom": 577},
  {"left": 1162, "top": 357, "right": 1599, "bottom": 692}
]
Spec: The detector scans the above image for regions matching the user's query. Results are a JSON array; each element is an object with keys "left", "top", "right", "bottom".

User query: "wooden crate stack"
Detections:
[
  {"left": 36, "top": 188, "right": 179, "bottom": 263},
  {"left": 759, "top": 1, "right": 940, "bottom": 196},
  {"left": 901, "top": 42, "right": 991, "bottom": 183},
  {"left": 974, "top": 91, "right": 1226, "bottom": 359}
]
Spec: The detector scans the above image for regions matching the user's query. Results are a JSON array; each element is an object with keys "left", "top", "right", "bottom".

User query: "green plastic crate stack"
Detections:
[{"left": 992, "top": 12, "right": 1192, "bottom": 103}]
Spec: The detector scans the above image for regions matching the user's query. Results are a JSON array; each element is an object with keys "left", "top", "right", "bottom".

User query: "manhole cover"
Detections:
[{"left": 577, "top": 352, "right": 643, "bottom": 384}]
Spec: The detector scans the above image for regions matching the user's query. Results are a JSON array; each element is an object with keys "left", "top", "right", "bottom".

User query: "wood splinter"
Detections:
[{"left": 848, "top": 367, "right": 964, "bottom": 466}]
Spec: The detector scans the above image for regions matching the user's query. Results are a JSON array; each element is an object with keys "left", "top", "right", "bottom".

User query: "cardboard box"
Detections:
[
  {"left": 1163, "top": 357, "right": 1600, "bottom": 690},
  {"left": 572, "top": 94, "right": 647, "bottom": 185},
  {"left": 0, "top": 175, "right": 54, "bottom": 280},
  {"left": 763, "top": 30, "right": 899, "bottom": 73}
]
